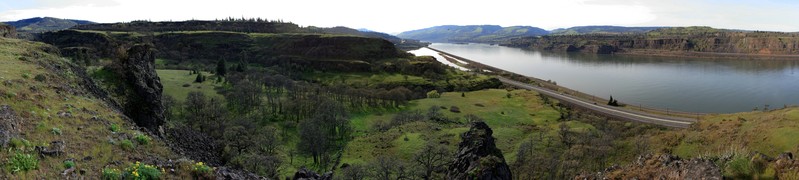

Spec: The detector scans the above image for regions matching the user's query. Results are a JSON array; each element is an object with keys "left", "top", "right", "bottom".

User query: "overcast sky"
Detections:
[{"left": 1, "top": 0, "right": 798, "bottom": 33}]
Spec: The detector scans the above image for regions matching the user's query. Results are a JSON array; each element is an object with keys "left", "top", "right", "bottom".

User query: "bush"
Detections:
[
  {"left": 51, "top": 127, "right": 62, "bottom": 135},
  {"left": 120, "top": 140, "right": 135, "bottom": 151},
  {"left": 102, "top": 168, "right": 122, "bottom": 180},
  {"left": 426, "top": 90, "right": 441, "bottom": 98},
  {"left": 123, "top": 162, "right": 162, "bottom": 180},
  {"left": 450, "top": 106, "right": 461, "bottom": 113},
  {"left": 192, "top": 161, "right": 213, "bottom": 179},
  {"left": 726, "top": 154, "right": 753, "bottom": 178},
  {"left": 110, "top": 123, "right": 120, "bottom": 133},
  {"left": 63, "top": 160, "right": 75, "bottom": 169},
  {"left": 34, "top": 74, "right": 47, "bottom": 82},
  {"left": 8, "top": 152, "right": 38, "bottom": 173},
  {"left": 135, "top": 134, "right": 151, "bottom": 145}
]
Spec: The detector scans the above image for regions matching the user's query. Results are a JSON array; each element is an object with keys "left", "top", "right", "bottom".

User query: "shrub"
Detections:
[
  {"left": 426, "top": 90, "right": 441, "bottom": 98},
  {"left": 34, "top": 74, "right": 47, "bottom": 82},
  {"left": 8, "top": 152, "right": 38, "bottom": 173},
  {"left": 450, "top": 106, "right": 461, "bottom": 113},
  {"left": 63, "top": 160, "right": 75, "bottom": 169},
  {"left": 51, "top": 127, "right": 62, "bottom": 135},
  {"left": 192, "top": 161, "right": 213, "bottom": 179},
  {"left": 726, "top": 154, "right": 753, "bottom": 178},
  {"left": 123, "top": 162, "right": 162, "bottom": 180},
  {"left": 120, "top": 140, "right": 135, "bottom": 151},
  {"left": 102, "top": 168, "right": 122, "bottom": 180},
  {"left": 110, "top": 123, "right": 120, "bottom": 133},
  {"left": 135, "top": 134, "right": 151, "bottom": 145}
]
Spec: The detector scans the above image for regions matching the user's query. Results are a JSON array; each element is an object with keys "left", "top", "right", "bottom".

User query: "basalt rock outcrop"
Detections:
[
  {"left": 292, "top": 167, "right": 333, "bottom": 180},
  {"left": 504, "top": 27, "right": 799, "bottom": 56},
  {"left": 116, "top": 44, "right": 165, "bottom": 134},
  {"left": 0, "top": 23, "right": 16, "bottom": 38},
  {"left": 0, "top": 105, "right": 22, "bottom": 147},
  {"left": 576, "top": 153, "right": 721, "bottom": 179},
  {"left": 447, "top": 122, "right": 512, "bottom": 180}
]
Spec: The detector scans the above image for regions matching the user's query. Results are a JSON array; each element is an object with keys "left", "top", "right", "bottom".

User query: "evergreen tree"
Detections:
[
  {"left": 607, "top": 96, "right": 614, "bottom": 106},
  {"left": 216, "top": 59, "right": 227, "bottom": 77},
  {"left": 195, "top": 73, "right": 204, "bottom": 83}
]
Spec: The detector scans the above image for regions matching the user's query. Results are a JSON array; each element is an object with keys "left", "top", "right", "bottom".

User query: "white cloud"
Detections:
[{"left": 0, "top": 0, "right": 797, "bottom": 32}]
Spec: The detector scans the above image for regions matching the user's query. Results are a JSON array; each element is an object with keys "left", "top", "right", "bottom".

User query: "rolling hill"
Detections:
[
  {"left": 549, "top": 26, "right": 665, "bottom": 35},
  {"left": 3, "top": 17, "right": 94, "bottom": 33},
  {"left": 397, "top": 25, "right": 549, "bottom": 43}
]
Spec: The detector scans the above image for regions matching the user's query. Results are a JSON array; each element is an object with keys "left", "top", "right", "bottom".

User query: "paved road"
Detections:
[
  {"left": 496, "top": 76, "right": 695, "bottom": 128},
  {"left": 425, "top": 47, "right": 697, "bottom": 128}
]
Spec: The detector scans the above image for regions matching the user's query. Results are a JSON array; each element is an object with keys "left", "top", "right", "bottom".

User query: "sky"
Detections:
[{"left": 1, "top": 0, "right": 798, "bottom": 33}]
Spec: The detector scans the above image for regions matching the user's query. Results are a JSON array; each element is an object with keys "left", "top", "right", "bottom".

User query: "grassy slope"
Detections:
[
  {"left": 342, "top": 89, "right": 591, "bottom": 165},
  {"left": 652, "top": 107, "right": 799, "bottom": 158},
  {"left": 0, "top": 37, "right": 178, "bottom": 178},
  {"left": 157, "top": 69, "right": 224, "bottom": 102}
]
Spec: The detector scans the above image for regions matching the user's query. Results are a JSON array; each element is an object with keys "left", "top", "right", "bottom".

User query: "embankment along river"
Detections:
[{"left": 410, "top": 43, "right": 799, "bottom": 113}]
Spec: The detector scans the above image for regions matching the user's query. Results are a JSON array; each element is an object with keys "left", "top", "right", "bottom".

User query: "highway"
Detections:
[
  {"left": 426, "top": 47, "right": 697, "bottom": 128},
  {"left": 497, "top": 76, "right": 695, "bottom": 128}
]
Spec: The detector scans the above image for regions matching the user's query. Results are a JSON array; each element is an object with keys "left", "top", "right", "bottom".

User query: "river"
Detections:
[{"left": 409, "top": 43, "right": 799, "bottom": 113}]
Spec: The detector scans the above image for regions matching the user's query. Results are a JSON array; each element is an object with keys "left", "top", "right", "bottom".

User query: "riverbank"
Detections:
[
  {"left": 427, "top": 47, "right": 708, "bottom": 119},
  {"left": 617, "top": 49, "right": 799, "bottom": 60}
]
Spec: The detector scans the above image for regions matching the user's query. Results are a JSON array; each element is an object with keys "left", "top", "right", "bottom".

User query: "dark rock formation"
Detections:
[
  {"left": 120, "top": 44, "right": 165, "bottom": 134},
  {"left": 292, "top": 167, "right": 333, "bottom": 180},
  {"left": 0, "top": 105, "right": 22, "bottom": 146},
  {"left": 447, "top": 122, "right": 512, "bottom": 180},
  {"left": 166, "top": 127, "right": 223, "bottom": 166},
  {"left": 0, "top": 23, "right": 16, "bottom": 38},
  {"left": 215, "top": 166, "right": 267, "bottom": 180},
  {"left": 36, "top": 141, "right": 66, "bottom": 157},
  {"left": 576, "top": 153, "right": 721, "bottom": 179}
]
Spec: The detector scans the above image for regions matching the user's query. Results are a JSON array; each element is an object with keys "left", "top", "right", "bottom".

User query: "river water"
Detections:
[{"left": 409, "top": 43, "right": 799, "bottom": 113}]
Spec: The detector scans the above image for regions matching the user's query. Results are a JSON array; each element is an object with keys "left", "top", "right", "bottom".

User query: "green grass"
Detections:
[
  {"left": 305, "top": 72, "right": 430, "bottom": 88},
  {"left": 392, "top": 133, "right": 425, "bottom": 159},
  {"left": 341, "top": 89, "right": 565, "bottom": 168},
  {"left": 157, "top": 69, "right": 224, "bottom": 102}
]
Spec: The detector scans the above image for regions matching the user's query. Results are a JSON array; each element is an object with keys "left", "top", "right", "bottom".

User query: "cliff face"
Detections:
[
  {"left": 0, "top": 23, "right": 16, "bottom": 38},
  {"left": 447, "top": 122, "right": 512, "bottom": 180},
  {"left": 505, "top": 30, "right": 799, "bottom": 55},
  {"left": 38, "top": 30, "right": 404, "bottom": 69}
]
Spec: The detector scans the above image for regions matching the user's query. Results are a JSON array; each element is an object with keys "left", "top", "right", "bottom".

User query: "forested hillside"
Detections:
[{"left": 397, "top": 25, "right": 549, "bottom": 43}]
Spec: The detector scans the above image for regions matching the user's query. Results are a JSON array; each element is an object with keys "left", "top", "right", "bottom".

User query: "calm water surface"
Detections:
[{"left": 410, "top": 43, "right": 799, "bottom": 113}]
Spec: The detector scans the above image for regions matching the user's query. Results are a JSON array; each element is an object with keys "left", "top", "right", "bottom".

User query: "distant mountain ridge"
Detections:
[
  {"left": 397, "top": 25, "right": 549, "bottom": 43},
  {"left": 3, "top": 17, "right": 94, "bottom": 39},
  {"left": 550, "top": 26, "right": 665, "bottom": 35},
  {"left": 3, "top": 17, "right": 94, "bottom": 33}
]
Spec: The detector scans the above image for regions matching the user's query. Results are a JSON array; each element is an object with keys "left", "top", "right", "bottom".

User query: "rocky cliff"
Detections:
[
  {"left": 0, "top": 23, "right": 16, "bottom": 38},
  {"left": 117, "top": 44, "right": 166, "bottom": 134},
  {"left": 38, "top": 30, "right": 405, "bottom": 69},
  {"left": 447, "top": 122, "right": 512, "bottom": 180},
  {"left": 504, "top": 27, "right": 799, "bottom": 56}
]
